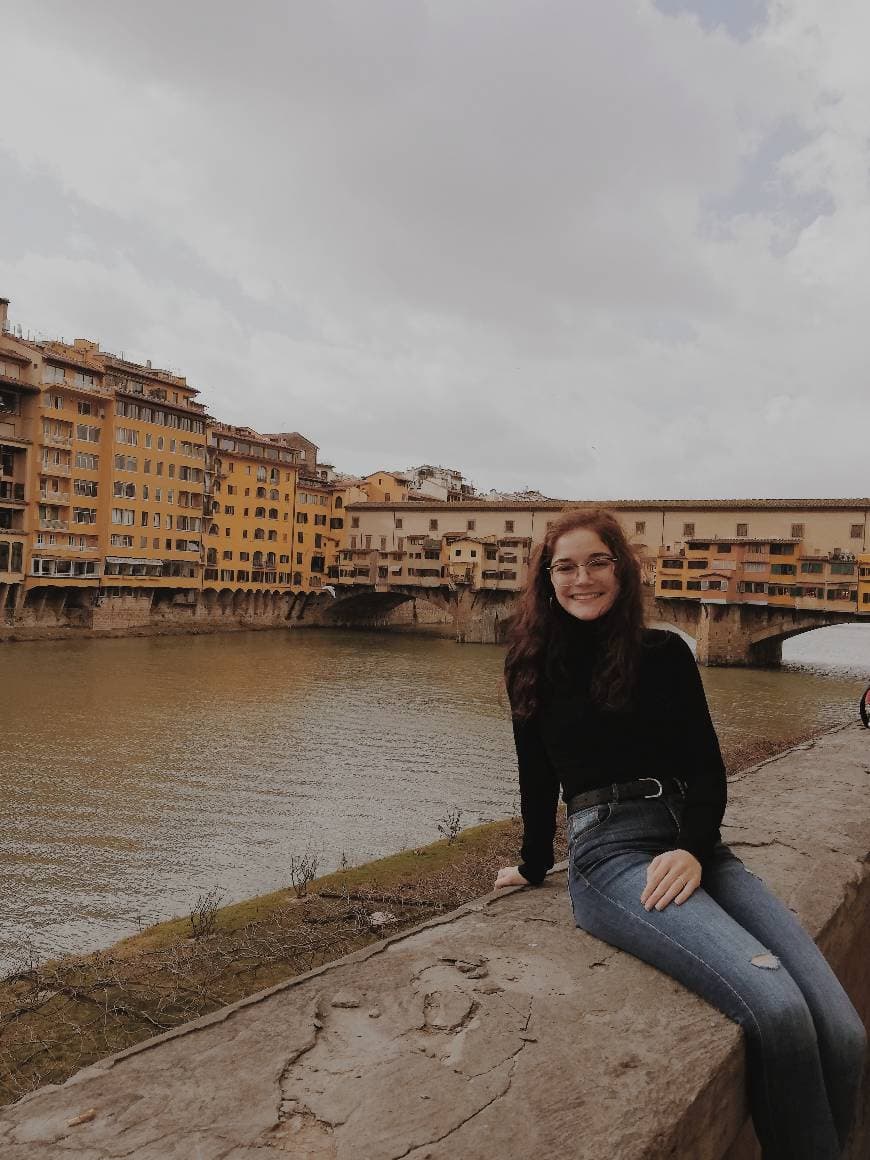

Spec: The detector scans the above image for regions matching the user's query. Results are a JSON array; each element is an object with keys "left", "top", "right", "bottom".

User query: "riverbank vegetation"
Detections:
[{"left": 0, "top": 728, "right": 827, "bottom": 1106}]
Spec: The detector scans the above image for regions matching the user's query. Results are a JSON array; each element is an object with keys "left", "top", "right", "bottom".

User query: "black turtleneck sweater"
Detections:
[{"left": 511, "top": 619, "right": 727, "bottom": 884}]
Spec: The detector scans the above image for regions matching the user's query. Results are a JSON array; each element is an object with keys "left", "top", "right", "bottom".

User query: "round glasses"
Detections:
[{"left": 548, "top": 555, "right": 617, "bottom": 584}]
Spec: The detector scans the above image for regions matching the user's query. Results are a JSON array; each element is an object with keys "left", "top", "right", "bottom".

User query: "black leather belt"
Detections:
[{"left": 566, "top": 776, "right": 686, "bottom": 816}]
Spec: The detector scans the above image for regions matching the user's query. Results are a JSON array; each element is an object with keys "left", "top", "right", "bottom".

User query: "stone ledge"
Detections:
[{"left": 1, "top": 724, "right": 869, "bottom": 1159}]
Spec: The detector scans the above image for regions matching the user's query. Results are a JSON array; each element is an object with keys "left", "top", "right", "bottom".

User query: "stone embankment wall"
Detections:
[
  {"left": 0, "top": 585, "right": 514, "bottom": 644},
  {"left": 1, "top": 724, "right": 868, "bottom": 1159},
  {"left": 0, "top": 587, "right": 330, "bottom": 643}
]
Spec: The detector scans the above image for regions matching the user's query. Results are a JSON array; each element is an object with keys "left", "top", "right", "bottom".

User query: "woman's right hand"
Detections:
[{"left": 494, "top": 865, "right": 528, "bottom": 889}]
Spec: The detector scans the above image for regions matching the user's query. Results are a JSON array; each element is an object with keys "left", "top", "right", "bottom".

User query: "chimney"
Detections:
[{"left": 0, "top": 298, "right": 8, "bottom": 332}]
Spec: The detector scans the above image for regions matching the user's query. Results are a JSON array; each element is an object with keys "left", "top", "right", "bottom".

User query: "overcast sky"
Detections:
[{"left": 1, "top": 0, "right": 867, "bottom": 499}]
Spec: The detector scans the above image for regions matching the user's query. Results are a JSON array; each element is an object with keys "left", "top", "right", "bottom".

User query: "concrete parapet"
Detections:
[{"left": 1, "top": 726, "right": 869, "bottom": 1158}]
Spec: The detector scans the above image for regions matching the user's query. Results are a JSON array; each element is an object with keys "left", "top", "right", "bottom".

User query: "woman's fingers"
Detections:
[
  {"left": 640, "top": 858, "right": 669, "bottom": 906},
  {"left": 674, "top": 879, "right": 698, "bottom": 906},
  {"left": 641, "top": 850, "right": 702, "bottom": 910},
  {"left": 644, "top": 872, "right": 681, "bottom": 910}
]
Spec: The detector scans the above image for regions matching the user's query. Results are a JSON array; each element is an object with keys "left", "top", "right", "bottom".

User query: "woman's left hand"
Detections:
[{"left": 641, "top": 849, "right": 702, "bottom": 911}]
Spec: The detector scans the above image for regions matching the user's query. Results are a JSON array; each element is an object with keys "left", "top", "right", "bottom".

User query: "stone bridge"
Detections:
[{"left": 314, "top": 583, "right": 861, "bottom": 665}]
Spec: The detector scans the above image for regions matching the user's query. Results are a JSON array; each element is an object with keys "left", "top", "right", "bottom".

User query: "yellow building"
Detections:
[
  {"left": 360, "top": 470, "right": 412, "bottom": 503},
  {"left": 858, "top": 553, "right": 870, "bottom": 615},
  {"left": 0, "top": 314, "right": 209, "bottom": 619},
  {"left": 292, "top": 477, "right": 336, "bottom": 589},
  {"left": 206, "top": 424, "right": 300, "bottom": 590},
  {"left": 0, "top": 320, "right": 37, "bottom": 610},
  {"left": 654, "top": 536, "right": 863, "bottom": 615}
]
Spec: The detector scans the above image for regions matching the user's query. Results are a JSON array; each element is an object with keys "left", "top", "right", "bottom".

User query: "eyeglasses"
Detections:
[{"left": 548, "top": 555, "right": 617, "bottom": 584}]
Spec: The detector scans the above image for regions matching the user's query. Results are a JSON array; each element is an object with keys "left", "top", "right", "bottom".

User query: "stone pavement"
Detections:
[{"left": 2, "top": 723, "right": 869, "bottom": 1160}]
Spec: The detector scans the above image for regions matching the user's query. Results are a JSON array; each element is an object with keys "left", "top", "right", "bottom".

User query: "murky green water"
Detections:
[{"left": 1, "top": 624, "right": 868, "bottom": 972}]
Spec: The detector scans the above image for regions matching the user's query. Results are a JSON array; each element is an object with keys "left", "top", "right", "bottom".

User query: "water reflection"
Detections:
[{"left": 1, "top": 624, "right": 867, "bottom": 971}]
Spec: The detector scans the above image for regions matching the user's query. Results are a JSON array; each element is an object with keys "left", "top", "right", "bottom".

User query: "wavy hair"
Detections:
[{"left": 505, "top": 508, "right": 645, "bottom": 720}]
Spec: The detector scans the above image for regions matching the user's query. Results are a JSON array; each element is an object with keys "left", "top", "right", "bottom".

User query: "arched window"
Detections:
[
  {"left": 267, "top": 530, "right": 278, "bottom": 541},
  {"left": 256, "top": 486, "right": 266, "bottom": 498},
  {"left": 254, "top": 527, "right": 265, "bottom": 540},
  {"left": 255, "top": 506, "right": 266, "bottom": 518},
  {"left": 292, "top": 571, "right": 302, "bottom": 586},
  {"left": 266, "top": 552, "right": 276, "bottom": 567},
  {"left": 268, "top": 508, "right": 278, "bottom": 520},
  {"left": 335, "top": 497, "right": 343, "bottom": 509},
  {"left": 253, "top": 551, "right": 264, "bottom": 568},
  {"left": 269, "top": 489, "right": 279, "bottom": 500}
]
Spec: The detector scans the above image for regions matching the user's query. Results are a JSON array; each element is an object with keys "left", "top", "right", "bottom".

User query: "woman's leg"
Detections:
[
  {"left": 569, "top": 847, "right": 843, "bottom": 1160},
  {"left": 702, "top": 844, "right": 866, "bottom": 1150}
]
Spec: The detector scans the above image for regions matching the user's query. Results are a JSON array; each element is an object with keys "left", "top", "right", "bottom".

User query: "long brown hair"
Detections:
[{"left": 505, "top": 508, "right": 644, "bottom": 719}]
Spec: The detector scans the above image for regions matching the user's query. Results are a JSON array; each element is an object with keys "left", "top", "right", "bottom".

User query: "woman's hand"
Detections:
[
  {"left": 494, "top": 866, "right": 528, "bottom": 890},
  {"left": 641, "top": 849, "right": 701, "bottom": 911}
]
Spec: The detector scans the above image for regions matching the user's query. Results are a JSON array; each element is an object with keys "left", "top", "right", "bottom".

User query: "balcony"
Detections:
[
  {"left": 41, "top": 463, "right": 72, "bottom": 477},
  {"left": 39, "top": 490, "right": 69, "bottom": 505},
  {"left": 42, "top": 431, "right": 73, "bottom": 448},
  {"left": 0, "top": 482, "right": 25, "bottom": 505},
  {"left": 38, "top": 518, "right": 69, "bottom": 532}
]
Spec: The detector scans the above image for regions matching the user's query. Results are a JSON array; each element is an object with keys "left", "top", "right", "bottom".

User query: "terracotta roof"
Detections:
[{"left": 0, "top": 345, "right": 33, "bottom": 365}]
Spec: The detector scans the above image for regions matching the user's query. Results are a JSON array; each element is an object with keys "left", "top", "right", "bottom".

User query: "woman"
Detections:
[{"left": 494, "top": 508, "right": 865, "bottom": 1160}]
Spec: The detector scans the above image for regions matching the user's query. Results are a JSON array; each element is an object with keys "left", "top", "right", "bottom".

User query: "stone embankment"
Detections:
[{"left": 1, "top": 725, "right": 869, "bottom": 1159}]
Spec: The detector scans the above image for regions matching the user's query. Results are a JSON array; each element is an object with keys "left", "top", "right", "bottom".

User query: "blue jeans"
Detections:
[{"left": 567, "top": 794, "right": 866, "bottom": 1160}]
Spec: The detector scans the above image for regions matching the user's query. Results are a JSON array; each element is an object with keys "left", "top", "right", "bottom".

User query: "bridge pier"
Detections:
[
  {"left": 694, "top": 603, "right": 759, "bottom": 666},
  {"left": 453, "top": 588, "right": 517, "bottom": 644}
]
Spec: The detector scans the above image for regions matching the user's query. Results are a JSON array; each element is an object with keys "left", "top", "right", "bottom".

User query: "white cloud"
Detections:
[{"left": 1, "top": 0, "right": 869, "bottom": 496}]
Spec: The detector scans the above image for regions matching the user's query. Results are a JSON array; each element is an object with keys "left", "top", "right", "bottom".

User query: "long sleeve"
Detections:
[
  {"left": 512, "top": 715, "right": 561, "bottom": 885},
  {"left": 663, "top": 634, "right": 727, "bottom": 861}
]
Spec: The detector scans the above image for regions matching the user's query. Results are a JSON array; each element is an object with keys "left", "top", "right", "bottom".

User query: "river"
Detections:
[{"left": 1, "top": 624, "right": 868, "bottom": 973}]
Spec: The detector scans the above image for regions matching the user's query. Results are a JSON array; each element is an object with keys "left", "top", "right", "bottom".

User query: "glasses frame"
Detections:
[{"left": 547, "top": 554, "right": 618, "bottom": 584}]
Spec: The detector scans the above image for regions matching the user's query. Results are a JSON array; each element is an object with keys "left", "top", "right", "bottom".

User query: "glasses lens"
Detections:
[
  {"left": 550, "top": 556, "right": 614, "bottom": 582},
  {"left": 551, "top": 563, "right": 576, "bottom": 581}
]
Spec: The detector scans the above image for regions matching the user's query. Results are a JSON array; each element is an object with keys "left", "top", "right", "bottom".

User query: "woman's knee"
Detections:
[
  {"left": 837, "top": 1008, "right": 867, "bottom": 1072},
  {"left": 741, "top": 979, "right": 816, "bottom": 1048}
]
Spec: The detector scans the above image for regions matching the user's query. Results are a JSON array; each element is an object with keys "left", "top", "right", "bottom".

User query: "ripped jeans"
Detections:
[{"left": 567, "top": 795, "right": 866, "bottom": 1160}]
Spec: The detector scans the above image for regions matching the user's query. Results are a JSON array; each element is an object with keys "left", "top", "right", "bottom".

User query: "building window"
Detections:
[
  {"left": 791, "top": 523, "right": 805, "bottom": 539},
  {"left": 505, "top": 520, "right": 514, "bottom": 533},
  {"left": 429, "top": 519, "right": 438, "bottom": 531},
  {"left": 395, "top": 517, "right": 403, "bottom": 529},
  {"left": 635, "top": 521, "right": 645, "bottom": 535},
  {"left": 850, "top": 524, "right": 863, "bottom": 539},
  {"left": 467, "top": 519, "right": 476, "bottom": 531},
  {"left": 683, "top": 523, "right": 695, "bottom": 537},
  {"left": 736, "top": 523, "right": 748, "bottom": 537}
]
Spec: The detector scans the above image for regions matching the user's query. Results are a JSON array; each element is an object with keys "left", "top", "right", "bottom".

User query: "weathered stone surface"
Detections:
[{"left": 1, "top": 724, "right": 869, "bottom": 1159}]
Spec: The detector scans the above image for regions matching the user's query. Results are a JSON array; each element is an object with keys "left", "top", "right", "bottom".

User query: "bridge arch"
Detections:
[{"left": 321, "top": 587, "right": 453, "bottom": 630}]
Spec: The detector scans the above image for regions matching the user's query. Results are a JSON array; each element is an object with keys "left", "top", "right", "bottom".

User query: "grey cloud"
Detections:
[{"left": 1, "top": 0, "right": 868, "bottom": 497}]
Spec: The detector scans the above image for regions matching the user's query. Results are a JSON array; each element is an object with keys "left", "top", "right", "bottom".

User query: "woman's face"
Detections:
[{"left": 549, "top": 527, "right": 620, "bottom": 622}]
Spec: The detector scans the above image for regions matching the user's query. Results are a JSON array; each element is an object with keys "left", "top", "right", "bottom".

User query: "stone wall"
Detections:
[{"left": 1, "top": 725, "right": 868, "bottom": 1158}]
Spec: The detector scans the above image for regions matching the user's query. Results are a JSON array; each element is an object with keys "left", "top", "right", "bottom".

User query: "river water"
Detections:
[{"left": 1, "top": 624, "right": 868, "bottom": 973}]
